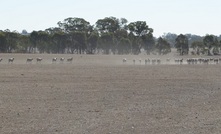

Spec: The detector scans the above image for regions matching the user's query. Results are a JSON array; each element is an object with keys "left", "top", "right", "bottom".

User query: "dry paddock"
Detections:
[{"left": 0, "top": 54, "right": 221, "bottom": 134}]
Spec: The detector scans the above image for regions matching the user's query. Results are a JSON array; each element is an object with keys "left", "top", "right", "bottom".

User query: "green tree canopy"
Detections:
[
  {"left": 156, "top": 37, "right": 171, "bottom": 55},
  {"left": 175, "top": 34, "right": 189, "bottom": 55},
  {"left": 58, "top": 17, "right": 91, "bottom": 33}
]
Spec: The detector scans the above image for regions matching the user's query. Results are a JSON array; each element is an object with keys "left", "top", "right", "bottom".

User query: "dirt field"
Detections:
[{"left": 0, "top": 53, "right": 221, "bottom": 134}]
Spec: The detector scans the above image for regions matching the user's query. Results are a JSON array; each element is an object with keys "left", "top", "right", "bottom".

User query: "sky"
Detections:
[{"left": 1, "top": 0, "right": 221, "bottom": 37}]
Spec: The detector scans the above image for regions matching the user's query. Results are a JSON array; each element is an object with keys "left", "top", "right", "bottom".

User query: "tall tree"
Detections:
[
  {"left": 30, "top": 31, "right": 39, "bottom": 53},
  {"left": 51, "top": 32, "right": 66, "bottom": 53},
  {"left": 87, "top": 31, "right": 99, "bottom": 54},
  {"left": 95, "top": 17, "right": 120, "bottom": 33},
  {"left": 175, "top": 34, "right": 189, "bottom": 55},
  {"left": 191, "top": 41, "right": 205, "bottom": 55},
  {"left": 17, "top": 34, "right": 31, "bottom": 53},
  {"left": 4, "top": 30, "right": 19, "bottom": 53},
  {"left": 156, "top": 37, "right": 171, "bottom": 55},
  {"left": 71, "top": 31, "right": 87, "bottom": 54},
  {"left": 0, "top": 32, "right": 6, "bottom": 52},
  {"left": 37, "top": 31, "right": 51, "bottom": 53},
  {"left": 117, "top": 38, "right": 131, "bottom": 54},
  {"left": 162, "top": 33, "right": 177, "bottom": 47},
  {"left": 128, "top": 21, "right": 154, "bottom": 54},
  {"left": 58, "top": 17, "right": 91, "bottom": 33},
  {"left": 98, "top": 33, "right": 114, "bottom": 54},
  {"left": 203, "top": 35, "right": 219, "bottom": 55}
]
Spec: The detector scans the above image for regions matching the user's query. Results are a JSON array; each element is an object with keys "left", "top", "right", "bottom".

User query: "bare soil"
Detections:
[{"left": 0, "top": 53, "right": 221, "bottom": 134}]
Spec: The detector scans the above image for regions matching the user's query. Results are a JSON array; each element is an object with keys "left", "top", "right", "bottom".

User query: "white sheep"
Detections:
[
  {"left": 8, "top": 58, "right": 14, "bottom": 63},
  {"left": 26, "top": 58, "right": 33, "bottom": 63},
  {"left": 36, "top": 58, "right": 43, "bottom": 63}
]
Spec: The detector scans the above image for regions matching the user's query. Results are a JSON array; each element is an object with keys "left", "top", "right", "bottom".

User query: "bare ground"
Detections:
[{"left": 0, "top": 54, "right": 221, "bottom": 134}]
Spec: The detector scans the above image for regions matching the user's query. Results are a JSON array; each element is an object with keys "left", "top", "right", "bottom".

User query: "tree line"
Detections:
[{"left": 0, "top": 17, "right": 221, "bottom": 55}]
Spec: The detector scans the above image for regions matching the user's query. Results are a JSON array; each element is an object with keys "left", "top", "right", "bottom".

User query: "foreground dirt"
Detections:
[{"left": 0, "top": 54, "right": 221, "bottom": 134}]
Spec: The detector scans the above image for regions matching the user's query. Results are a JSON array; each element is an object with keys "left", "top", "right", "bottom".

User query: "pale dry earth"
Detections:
[{"left": 0, "top": 53, "right": 221, "bottom": 134}]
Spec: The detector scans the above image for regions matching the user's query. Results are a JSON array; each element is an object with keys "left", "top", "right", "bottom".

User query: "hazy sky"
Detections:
[{"left": 1, "top": 0, "right": 221, "bottom": 37}]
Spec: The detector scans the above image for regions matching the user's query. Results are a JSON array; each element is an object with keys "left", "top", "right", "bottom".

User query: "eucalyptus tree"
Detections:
[
  {"left": 51, "top": 32, "right": 66, "bottom": 53},
  {"left": 128, "top": 21, "right": 154, "bottom": 54},
  {"left": 155, "top": 37, "right": 171, "bottom": 55},
  {"left": 128, "top": 32, "right": 141, "bottom": 55},
  {"left": 95, "top": 17, "right": 128, "bottom": 54},
  {"left": 58, "top": 17, "right": 91, "bottom": 33},
  {"left": 0, "top": 31, "right": 6, "bottom": 52},
  {"left": 98, "top": 32, "right": 114, "bottom": 54},
  {"left": 203, "top": 35, "right": 219, "bottom": 55},
  {"left": 162, "top": 33, "right": 177, "bottom": 47},
  {"left": 175, "top": 34, "right": 189, "bottom": 55},
  {"left": 4, "top": 30, "right": 20, "bottom": 53},
  {"left": 87, "top": 31, "right": 99, "bottom": 54},
  {"left": 17, "top": 34, "right": 31, "bottom": 53},
  {"left": 191, "top": 41, "right": 205, "bottom": 55},
  {"left": 58, "top": 17, "right": 91, "bottom": 53},
  {"left": 117, "top": 38, "right": 132, "bottom": 54},
  {"left": 70, "top": 31, "right": 87, "bottom": 54},
  {"left": 30, "top": 31, "right": 39, "bottom": 53},
  {"left": 45, "top": 27, "right": 63, "bottom": 34},
  {"left": 113, "top": 29, "right": 129, "bottom": 54},
  {"left": 36, "top": 31, "right": 51, "bottom": 53},
  {"left": 95, "top": 17, "right": 120, "bottom": 33}
]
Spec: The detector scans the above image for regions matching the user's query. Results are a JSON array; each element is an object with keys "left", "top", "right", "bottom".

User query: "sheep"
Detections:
[
  {"left": 67, "top": 57, "right": 73, "bottom": 63},
  {"left": 151, "top": 59, "right": 157, "bottom": 64},
  {"left": 145, "top": 59, "right": 150, "bottom": 65},
  {"left": 214, "top": 58, "right": 219, "bottom": 64},
  {"left": 133, "top": 59, "right": 136, "bottom": 65},
  {"left": 36, "top": 58, "right": 43, "bottom": 63},
  {"left": 186, "top": 58, "right": 192, "bottom": 64},
  {"left": 122, "top": 58, "right": 127, "bottom": 63},
  {"left": 156, "top": 58, "right": 161, "bottom": 64},
  {"left": 179, "top": 58, "right": 183, "bottom": 64},
  {"left": 202, "top": 58, "right": 209, "bottom": 64},
  {"left": 26, "top": 58, "right": 33, "bottom": 64},
  {"left": 174, "top": 58, "right": 183, "bottom": 64},
  {"left": 60, "top": 57, "right": 65, "bottom": 63},
  {"left": 8, "top": 58, "right": 14, "bottom": 63},
  {"left": 52, "top": 58, "right": 57, "bottom": 63},
  {"left": 139, "top": 59, "right": 142, "bottom": 64}
]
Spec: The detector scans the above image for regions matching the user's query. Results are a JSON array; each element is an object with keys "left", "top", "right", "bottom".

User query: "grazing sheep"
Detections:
[
  {"left": 122, "top": 58, "right": 127, "bottom": 63},
  {"left": 174, "top": 58, "right": 183, "bottom": 64},
  {"left": 8, "top": 58, "right": 14, "bottom": 63},
  {"left": 214, "top": 58, "right": 219, "bottom": 64},
  {"left": 156, "top": 59, "right": 161, "bottom": 64},
  {"left": 139, "top": 59, "right": 142, "bottom": 64},
  {"left": 60, "top": 57, "right": 65, "bottom": 63},
  {"left": 186, "top": 58, "right": 192, "bottom": 64},
  {"left": 145, "top": 59, "right": 150, "bottom": 65},
  {"left": 52, "top": 58, "right": 57, "bottom": 63},
  {"left": 133, "top": 59, "right": 136, "bottom": 64},
  {"left": 67, "top": 57, "right": 73, "bottom": 63},
  {"left": 151, "top": 59, "right": 157, "bottom": 64},
  {"left": 36, "top": 57, "right": 43, "bottom": 63},
  {"left": 202, "top": 58, "right": 209, "bottom": 64},
  {"left": 26, "top": 58, "right": 33, "bottom": 63}
]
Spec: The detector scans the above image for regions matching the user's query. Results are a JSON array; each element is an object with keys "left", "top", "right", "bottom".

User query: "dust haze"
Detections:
[{"left": 0, "top": 53, "right": 221, "bottom": 134}]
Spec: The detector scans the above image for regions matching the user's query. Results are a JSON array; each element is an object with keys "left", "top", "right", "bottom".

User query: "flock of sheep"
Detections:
[
  {"left": 0, "top": 56, "right": 220, "bottom": 65},
  {"left": 122, "top": 58, "right": 221, "bottom": 65},
  {"left": 0, "top": 57, "right": 73, "bottom": 64}
]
